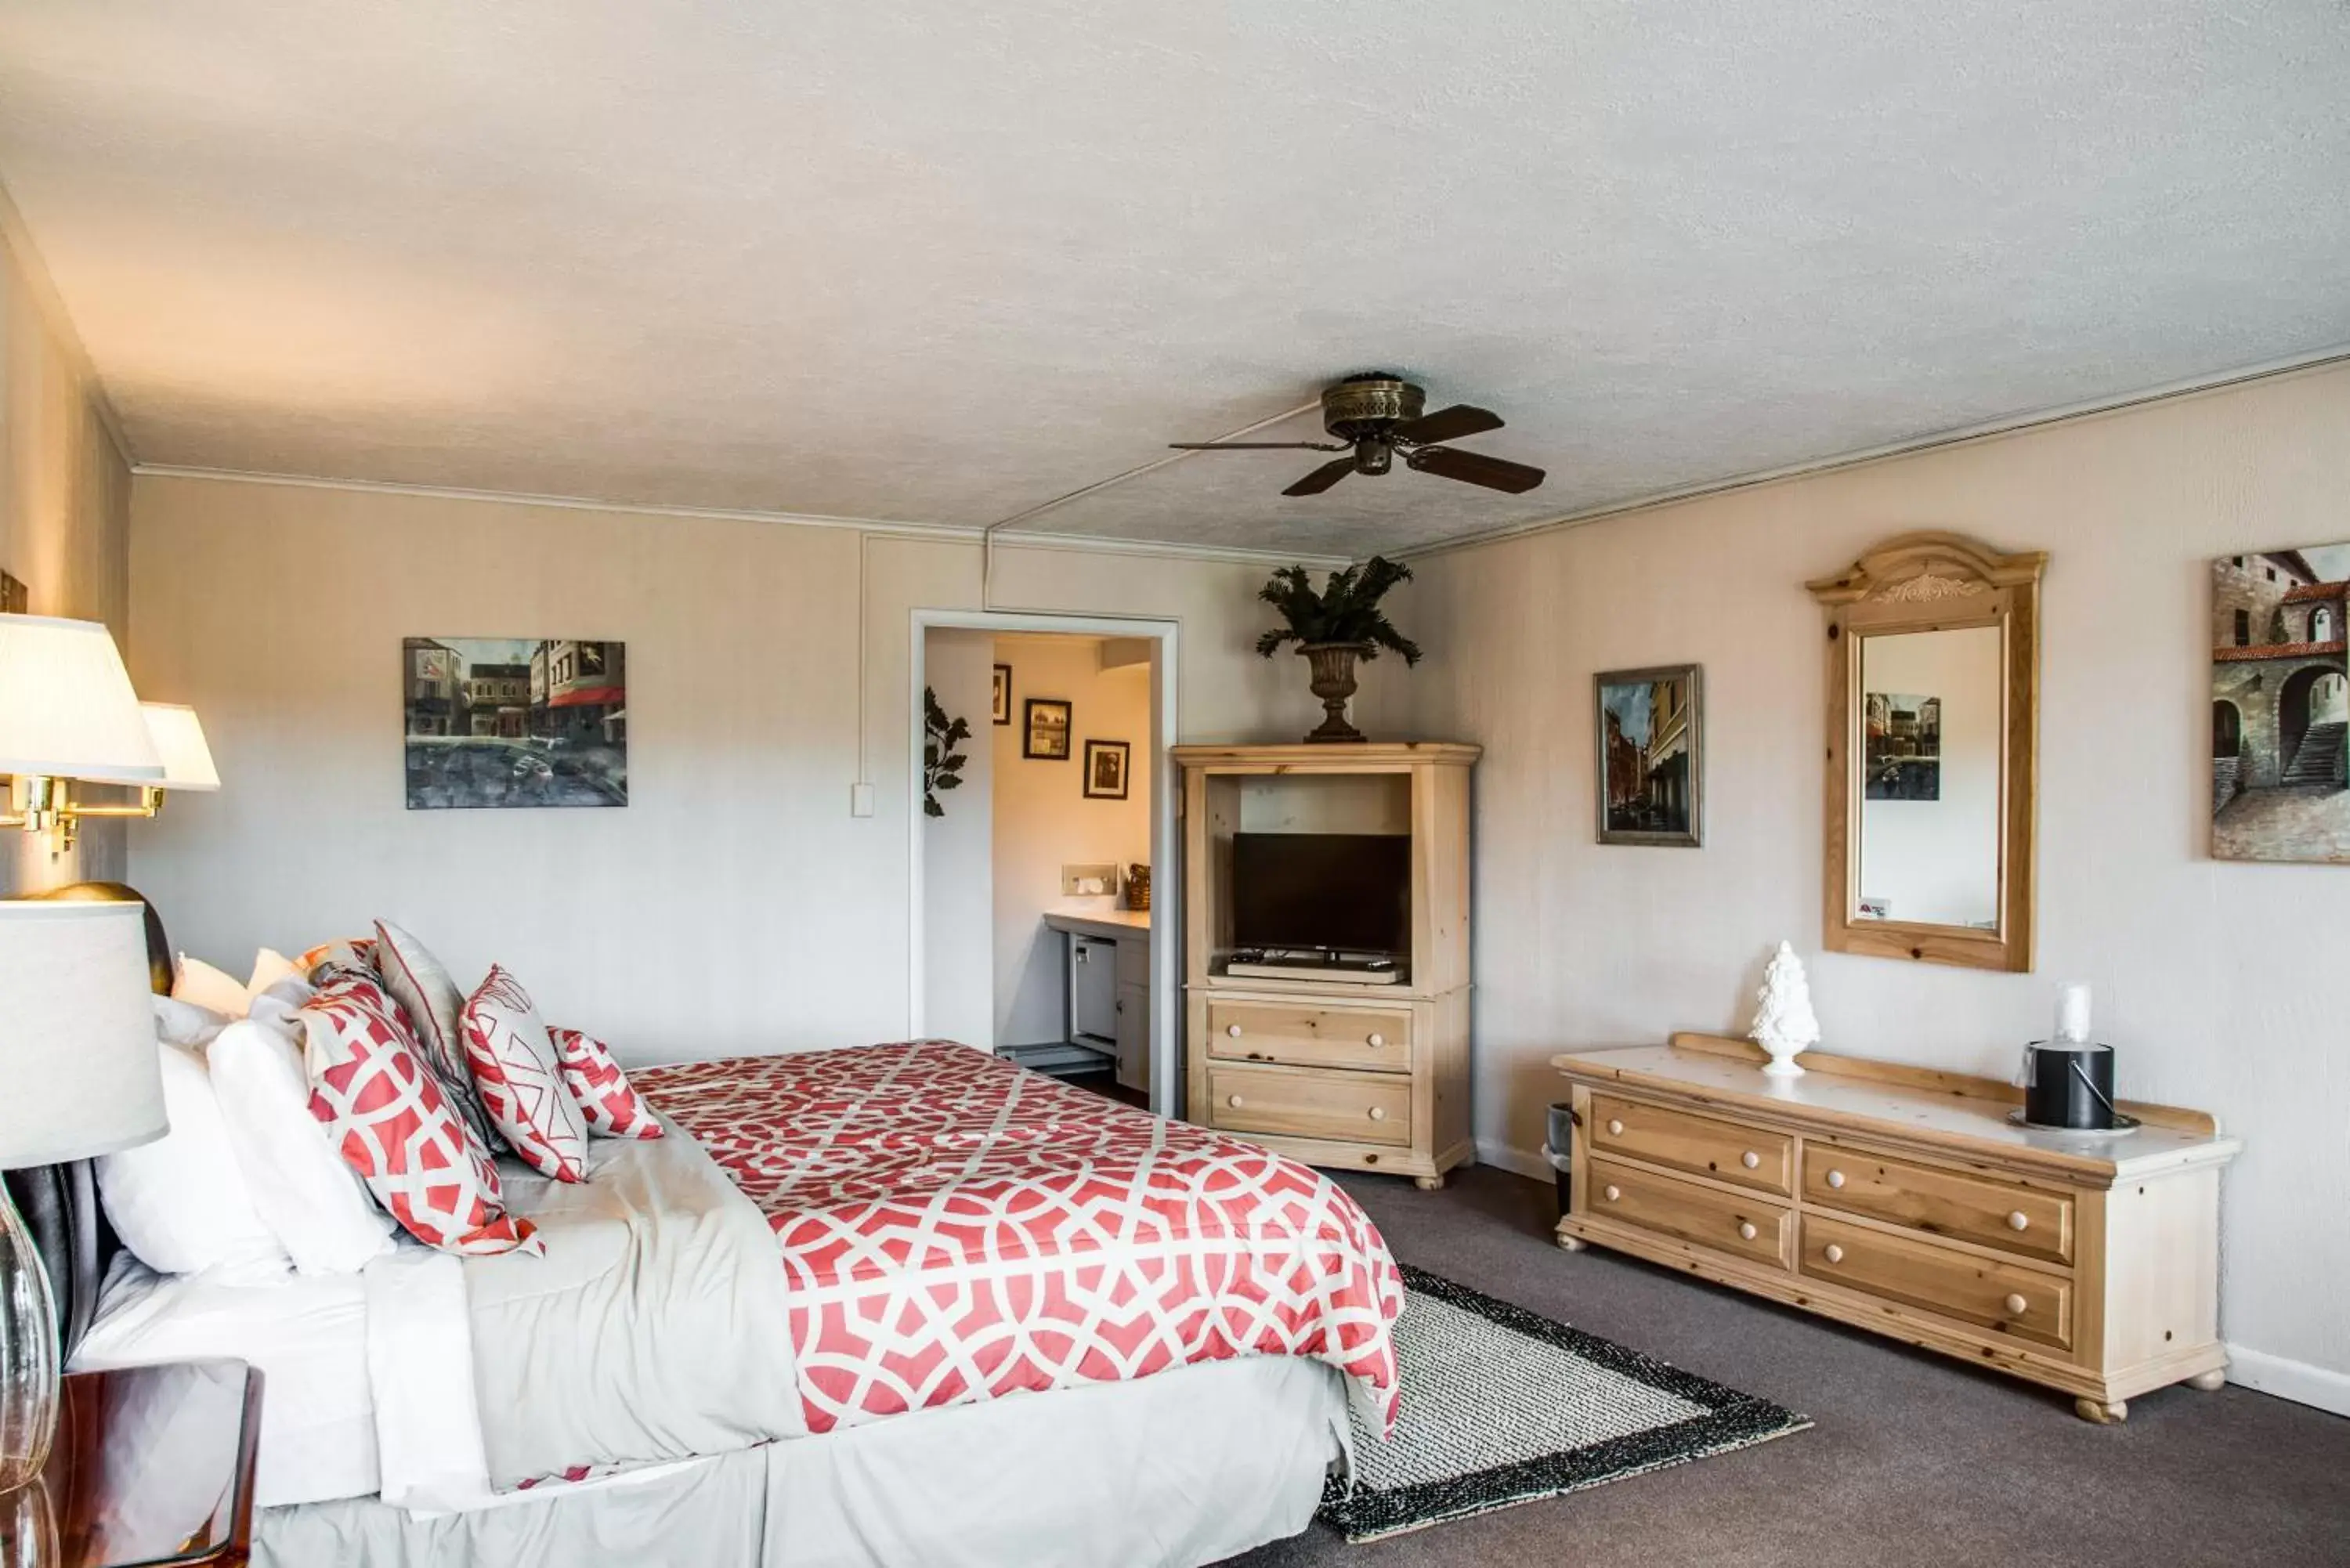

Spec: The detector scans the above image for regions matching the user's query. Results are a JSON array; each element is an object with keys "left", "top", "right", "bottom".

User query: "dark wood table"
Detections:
[{"left": 0, "top": 1361, "right": 262, "bottom": 1567}]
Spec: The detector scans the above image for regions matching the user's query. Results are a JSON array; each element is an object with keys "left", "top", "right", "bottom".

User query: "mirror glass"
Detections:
[{"left": 1855, "top": 625, "right": 2003, "bottom": 930}]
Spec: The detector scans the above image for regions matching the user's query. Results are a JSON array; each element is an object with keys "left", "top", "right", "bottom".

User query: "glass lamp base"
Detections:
[
  {"left": 0, "top": 1183, "right": 60, "bottom": 1496},
  {"left": 0, "top": 1479, "right": 56, "bottom": 1566}
]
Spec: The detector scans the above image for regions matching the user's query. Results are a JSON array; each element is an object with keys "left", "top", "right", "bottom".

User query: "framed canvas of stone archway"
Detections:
[{"left": 2212, "top": 546, "right": 2350, "bottom": 862}]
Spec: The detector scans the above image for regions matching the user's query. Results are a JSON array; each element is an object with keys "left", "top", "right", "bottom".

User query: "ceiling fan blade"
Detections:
[
  {"left": 1391, "top": 404, "right": 1504, "bottom": 446},
  {"left": 1405, "top": 445, "right": 1546, "bottom": 493},
  {"left": 1282, "top": 457, "right": 1358, "bottom": 497},
  {"left": 1168, "top": 441, "right": 1347, "bottom": 451}
]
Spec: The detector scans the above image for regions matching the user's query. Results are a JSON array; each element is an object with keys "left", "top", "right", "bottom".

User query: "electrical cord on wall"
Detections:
[{"left": 977, "top": 399, "right": 1319, "bottom": 610}]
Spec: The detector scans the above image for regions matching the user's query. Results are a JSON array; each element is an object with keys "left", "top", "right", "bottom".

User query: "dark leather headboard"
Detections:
[{"left": 0, "top": 881, "right": 171, "bottom": 1356}]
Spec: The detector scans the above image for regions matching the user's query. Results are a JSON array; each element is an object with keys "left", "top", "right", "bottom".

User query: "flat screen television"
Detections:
[{"left": 1230, "top": 832, "right": 1410, "bottom": 956}]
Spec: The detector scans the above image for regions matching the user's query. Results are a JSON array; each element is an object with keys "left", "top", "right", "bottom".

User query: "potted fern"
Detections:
[{"left": 1255, "top": 556, "right": 1422, "bottom": 742}]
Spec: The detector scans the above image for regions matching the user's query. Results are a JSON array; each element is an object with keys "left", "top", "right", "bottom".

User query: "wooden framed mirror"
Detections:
[{"left": 1808, "top": 533, "right": 2046, "bottom": 972}]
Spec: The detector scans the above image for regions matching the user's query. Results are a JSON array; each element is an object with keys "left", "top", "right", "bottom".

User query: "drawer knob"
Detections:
[
  {"left": 2004, "top": 1293, "right": 2029, "bottom": 1316},
  {"left": 1823, "top": 1243, "right": 1846, "bottom": 1264},
  {"left": 1741, "top": 1151, "right": 1762, "bottom": 1169},
  {"left": 1737, "top": 1221, "right": 1758, "bottom": 1241},
  {"left": 1826, "top": 1169, "right": 1846, "bottom": 1190},
  {"left": 1603, "top": 1184, "right": 1622, "bottom": 1202},
  {"left": 1367, "top": 1032, "right": 1386, "bottom": 1048},
  {"left": 1226, "top": 1024, "right": 1243, "bottom": 1038},
  {"left": 1368, "top": 1106, "right": 1386, "bottom": 1122},
  {"left": 2007, "top": 1211, "right": 2030, "bottom": 1232},
  {"left": 1606, "top": 1118, "right": 1625, "bottom": 1136},
  {"left": 1226, "top": 1094, "right": 1244, "bottom": 1108}
]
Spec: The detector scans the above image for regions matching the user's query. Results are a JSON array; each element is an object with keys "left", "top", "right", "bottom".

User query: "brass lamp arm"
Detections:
[{"left": 0, "top": 775, "right": 166, "bottom": 852}]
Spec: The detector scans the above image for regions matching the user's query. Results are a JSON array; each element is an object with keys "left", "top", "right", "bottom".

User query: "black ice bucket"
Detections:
[{"left": 2020, "top": 1042, "right": 2120, "bottom": 1131}]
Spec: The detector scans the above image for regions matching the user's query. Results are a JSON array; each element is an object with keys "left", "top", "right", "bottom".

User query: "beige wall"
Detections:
[
  {"left": 125, "top": 475, "right": 1318, "bottom": 1064},
  {"left": 992, "top": 634, "right": 1152, "bottom": 1046},
  {"left": 921, "top": 627, "right": 996, "bottom": 1047},
  {"left": 0, "top": 204, "right": 133, "bottom": 894},
  {"left": 1398, "top": 360, "right": 2350, "bottom": 1400}
]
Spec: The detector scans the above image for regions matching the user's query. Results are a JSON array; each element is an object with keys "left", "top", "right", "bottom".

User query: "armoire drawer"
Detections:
[
  {"left": 1584, "top": 1158, "right": 1791, "bottom": 1267},
  {"left": 1589, "top": 1094, "right": 1794, "bottom": 1196},
  {"left": 1800, "top": 1215, "right": 2072, "bottom": 1349},
  {"left": 1206, "top": 1000, "right": 1414, "bottom": 1074},
  {"left": 1206, "top": 1064, "right": 1412, "bottom": 1147},
  {"left": 1803, "top": 1142, "right": 2074, "bottom": 1265}
]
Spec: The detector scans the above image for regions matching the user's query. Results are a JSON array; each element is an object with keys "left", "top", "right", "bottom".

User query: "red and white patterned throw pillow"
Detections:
[
  {"left": 373, "top": 919, "right": 504, "bottom": 1156},
  {"left": 547, "top": 1027, "right": 663, "bottom": 1140},
  {"left": 302, "top": 976, "right": 540, "bottom": 1256},
  {"left": 461, "top": 968, "right": 590, "bottom": 1182}
]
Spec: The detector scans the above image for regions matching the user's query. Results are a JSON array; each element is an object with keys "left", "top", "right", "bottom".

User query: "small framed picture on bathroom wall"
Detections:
[
  {"left": 1024, "top": 698, "right": 1072, "bottom": 760},
  {"left": 1083, "top": 739, "right": 1130, "bottom": 800},
  {"left": 992, "top": 663, "right": 1012, "bottom": 724}
]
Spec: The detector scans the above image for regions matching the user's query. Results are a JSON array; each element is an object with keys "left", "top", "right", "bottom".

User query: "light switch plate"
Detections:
[
  {"left": 850, "top": 782, "right": 875, "bottom": 818},
  {"left": 1061, "top": 862, "right": 1118, "bottom": 896}
]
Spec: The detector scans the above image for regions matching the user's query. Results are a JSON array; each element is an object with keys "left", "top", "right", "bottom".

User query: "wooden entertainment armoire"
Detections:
[{"left": 1172, "top": 742, "right": 1477, "bottom": 1190}]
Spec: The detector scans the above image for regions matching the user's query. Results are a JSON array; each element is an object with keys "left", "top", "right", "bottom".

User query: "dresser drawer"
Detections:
[
  {"left": 1589, "top": 1094, "right": 1793, "bottom": 1195},
  {"left": 1585, "top": 1158, "right": 1791, "bottom": 1267},
  {"left": 1206, "top": 1001, "right": 1413, "bottom": 1074},
  {"left": 1800, "top": 1215, "right": 2072, "bottom": 1349},
  {"left": 1206, "top": 1064, "right": 1412, "bottom": 1147},
  {"left": 1803, "top": 1142, "right": 2073, "bottom": 1265}
]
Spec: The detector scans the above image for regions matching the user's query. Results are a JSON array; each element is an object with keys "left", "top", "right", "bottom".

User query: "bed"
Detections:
[{"left": 42, "top": 887, "right": 1405, "bottom": 1568}]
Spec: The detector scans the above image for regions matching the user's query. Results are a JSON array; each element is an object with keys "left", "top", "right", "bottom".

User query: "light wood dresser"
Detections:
[
  {"left": 1173, "top": 742, "right": 1477, "bottom": 1190},
  {"left": 1552, "top": 1033, "right": 2242, "bottom": 1422}
]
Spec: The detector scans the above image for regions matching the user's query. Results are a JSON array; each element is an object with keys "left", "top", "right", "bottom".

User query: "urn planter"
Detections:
[{"left": 1300, "top": 641, "right": 1373, "bottom": 742}]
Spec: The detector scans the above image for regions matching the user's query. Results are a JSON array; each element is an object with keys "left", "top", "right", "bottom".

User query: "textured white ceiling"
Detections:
[{"left": 2, "top": 2, "right": 2346, "bottom": 556}]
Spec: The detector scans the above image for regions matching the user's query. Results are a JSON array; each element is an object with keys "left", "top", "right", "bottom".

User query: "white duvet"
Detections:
[
  {"left": 77, "top": 1241, "right": 511, "bottom": 1512},
  {"left": 77, "top": 1128, "right": 804, "bottom": 1517}
]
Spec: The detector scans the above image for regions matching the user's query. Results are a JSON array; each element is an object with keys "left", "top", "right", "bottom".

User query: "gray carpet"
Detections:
[{"left": 1224, "top": 1166, "right": 2349, "bottom": 1568}]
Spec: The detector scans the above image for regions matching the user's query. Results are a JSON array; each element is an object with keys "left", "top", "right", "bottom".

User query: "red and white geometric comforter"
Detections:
[{"left": 634, "top": 1041, "right": 1403, "bottom": 1436}]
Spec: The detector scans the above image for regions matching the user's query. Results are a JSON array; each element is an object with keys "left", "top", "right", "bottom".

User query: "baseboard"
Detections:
[
  {"left": 1474, "top": 1138, "right": 2348, "bottom": 1421},
  {"left": 2224, "top": 1346, "right": 2350, "bottom": 1418},
  {"left": 1476, "top": 1140, "right": 1557, "bottom": 1184}
]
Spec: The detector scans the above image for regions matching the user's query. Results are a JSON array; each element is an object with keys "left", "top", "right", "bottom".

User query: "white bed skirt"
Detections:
[{"left": 256, "top": 1353, "right": 1350, "bottom": 1568}]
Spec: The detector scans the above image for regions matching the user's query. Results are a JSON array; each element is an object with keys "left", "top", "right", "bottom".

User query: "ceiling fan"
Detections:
[{"left": 1170, "top": 374, "right": 1546, "bottom": 497}]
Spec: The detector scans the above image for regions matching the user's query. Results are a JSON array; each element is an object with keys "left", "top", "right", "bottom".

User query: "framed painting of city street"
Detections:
[
  {"left": 403, "top": 638, "right": 628, "bottom": 809},
  {"left": 2213, "top": 546, "right": 2350, "bottom": 862},
  {"left": 1595, "top": 664, "right": 1702, "bottom": 847}
]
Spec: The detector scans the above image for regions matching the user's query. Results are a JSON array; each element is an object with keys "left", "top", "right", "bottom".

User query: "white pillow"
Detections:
[
  {"left": 154, "top": 994, "right": 231, "bottom": 1050},
  {"left": 95, "top": 1041, "right": 288, "bottom": 1280},
  {"left": 248, "top": 947, "right": 301, "bottom": 994},
  {"left": 207, "top": 1017, "right": 397, "bottom": 1275},
  {"left": 172, "top": 955, "right": 252, "bottom": 1018},
  {"left": 246, "top": 973, "right": 317, "bottom": 1041}
]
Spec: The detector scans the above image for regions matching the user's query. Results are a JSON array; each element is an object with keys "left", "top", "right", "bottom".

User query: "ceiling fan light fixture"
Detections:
[
  {"left": 1321, "top": 376, "right": 1425, "bottom": 441},
  {"left": 1174, "top": 373, "right": 1544, "bottom": 497}
]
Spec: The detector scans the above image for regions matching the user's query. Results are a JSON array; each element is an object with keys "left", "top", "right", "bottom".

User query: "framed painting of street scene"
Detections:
[
  {"left": 1864, "top": 692, "right": 1941, "bottom": 800},
  {"left": 1595, "top": 664, "right": 1701, "bottom": 847},
  {"left": 2213, "top": 547, "right": 2350, "bottom": 862},
  {"left": 404, "top": 638, "right": 628, "bottom": 809}
]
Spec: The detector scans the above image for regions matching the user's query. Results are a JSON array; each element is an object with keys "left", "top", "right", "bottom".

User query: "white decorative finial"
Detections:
[{"left": 1751, "top": 941, "right": 1821, "bottom": 1078}]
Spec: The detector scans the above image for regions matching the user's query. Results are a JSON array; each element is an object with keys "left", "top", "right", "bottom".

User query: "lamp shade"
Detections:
[
  {"left": 139, "top": 703, "right": 220, "bottom": 791},
  {"left": 0, "top": 901, "right": 165, "bottom": 1169},
  {"left": 0, "top": 616, "right": 164, "bottom": 786}
]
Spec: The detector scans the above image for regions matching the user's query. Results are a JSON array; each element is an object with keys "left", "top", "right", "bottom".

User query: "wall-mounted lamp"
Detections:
[{"left": 0, "top": 616, "right": 215, "bottom": 853}]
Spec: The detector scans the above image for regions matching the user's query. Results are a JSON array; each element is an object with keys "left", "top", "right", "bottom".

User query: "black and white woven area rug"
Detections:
[{"left": 1318, "top": 1265, "right": 1811, "bottom": 1541}]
